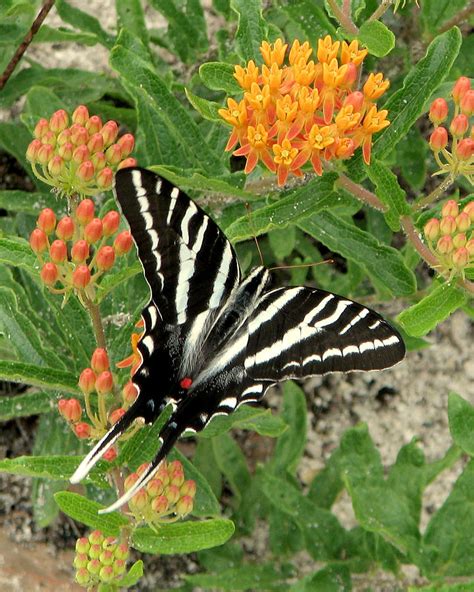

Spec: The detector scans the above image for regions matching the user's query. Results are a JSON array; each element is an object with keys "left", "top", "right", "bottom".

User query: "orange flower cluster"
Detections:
[{"left": 219, "top": 37, "right": 390, "bottom": 185}]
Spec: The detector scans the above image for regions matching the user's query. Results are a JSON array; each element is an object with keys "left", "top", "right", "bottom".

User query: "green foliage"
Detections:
[{"left": 0, "top": 0, "right": 472, "bottom": 590}]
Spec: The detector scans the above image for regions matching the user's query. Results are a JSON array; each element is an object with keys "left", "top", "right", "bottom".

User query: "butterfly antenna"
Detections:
[
  {"left": 244, "top": 202, "right": 264, "bottom": 266},
  {"left": 268, "top": 259, "right": 334, "bottom": 273},
  {"left": 98, "top": 419, "right": 181, "bottom": 514}
]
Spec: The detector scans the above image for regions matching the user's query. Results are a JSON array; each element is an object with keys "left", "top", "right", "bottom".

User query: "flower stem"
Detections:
[
  {"left": 368, "top": 0, "right": 394, "bottom": 22},
  {"left": 336, "top": 173, "right": 387, "bottom": 212},
  {"left": 439, "top": 2, "right": 474, "bottom": 33},
  {"left": 83, "top": 295, "right": 107, "bottom": 350},
  {"left": 412, "top": 174, "right": 454, "bottom": 212},
  {"left": 327, "top": 0, "right": 359, "bottom": 35}
]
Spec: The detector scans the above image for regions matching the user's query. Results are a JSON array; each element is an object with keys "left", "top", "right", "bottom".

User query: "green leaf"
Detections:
[
  {"left": 307, "top": 448, "right": 344, "bottom": 509},
  {"left": 364, "top": 160, "right": 410, "bottom": 231},
  {"left": 397, "top": 282, "right": 467, "bottom": 337},
  {"left": 96, "top": 261, "right": 142, "bottom": 302},
  {"left": 0, "top": 360, "right": 80, "bottom": 392},
  {"left": 230, "top": 0, "right": 267, "bottom": 62},
  {"left": 34, "top": 24, "right": 98, "bottom": 45},
  {"left": 0, "top": 390, "right": 53, "bottom": 420},
  {"left": 420, "top": 0, "right": 468, "bottom": 34},
  {"left": 0, "top": 121, "right": 33, "bottom": 176},
  {"left": 186, "top": 563, "right": 290, "bottom": 590},
  {"left": 116, "top": 0, "right": 149, "bottom": 52},
  {"left": 268, "top": 226, "right": 296, "bottom": 260},
  {"left": 199, "top": 62, "right": 242, "bottom": 94},
  {"left": 290, "top": 565, "right": 351, "bottom": 592},
  {"left": 448, "top": 393, "right": 474, "bottom": 456},
  {"left": 238, "top": 408, "right": 287, "bottom": 437},
  {"left": 423, "top": 459, "right": 474, "bottom": 577},
  {"left": 185, "top": 88, "right": 222, "bottom": 122},
  {"left": 131, "top": 519, "right": 235, "bottom": 554},
  {"left": 55, "top": 491, "right": 129, "bottom": 534},
  {"left": 281, "top": 0, "right": 337, "bottom": 48},
  {"left": 197, "top": 405, "right": 284, "bottom": 438},
  {"left": 0, "top": 236, "right": 38, "bottom": 275},
  {"left": 212, "top": 433, "right": 251, "bottom": 502},
  {"left": 55, "top": 0, "right": 114, "bottom": 47},
  {"left": 358, "top": 20, "right": 395, "bottom": 57},
  {"left": 299, "top": 212, "right": 416, "bottom": 296},
  {"left": 118, "top": 560, "right": 144, "bottom": 587},
  {"left": 225, "top": 173, "right": 338, "bottom": 242},
  {"left": 0, "top": 190, "right": 63, "bottom": 214},
  {"left": 347, "top": 27, "right": 462, "bottom": 181}
]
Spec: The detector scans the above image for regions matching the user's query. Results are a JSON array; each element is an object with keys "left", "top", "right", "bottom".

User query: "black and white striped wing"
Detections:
[
  {"left": 243, "top": 287, "right": 405, "bottom": 380},
  {"left": 114, "top": 167, "right": 241, "bottom": 325}
]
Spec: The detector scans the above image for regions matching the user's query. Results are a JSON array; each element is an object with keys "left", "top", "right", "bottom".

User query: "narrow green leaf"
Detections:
[
  {"left": 290, "top": 565, "right": 351, "bottom": 592},
  {"left": 237, "top": 408, "right": 287, "bottom": 437},
  {"left": 0, "top": 390, "right": 53, "bottom": 420},
  {"left": 131, "top": 519, "right": 235, "bottom": 554},
  {"left": 55, "top": 0, "right": 114, "bottom": 47},
  {"left": 365, "top": 160, "right": 410, "bottom": 231},
  {"left": 198, "top": 405, "right": 281, "bottom": 438},
  {"left": 96, "top": 262, "right": 142, "bottom": 303},
  {"left": 212, "top": 433, "right": 251, "bottom": 502},
  {"left": 54, "top": 491, "right": 130, "bottom": 535},
  {"left": 448, "top": 393, "right": 474, "bottom": 456},
  {"left": 0, "top": 190, "right": 63, "bottom": 215},
  {"left": 307, "top": 448, "right": 344, "bottom": 509},
  {"left": 116, "top": 0, "right": 150, "bottom": 55},
  {"left": 34, "top": 24, "right": 98, "bottom": 45},
  {"left": 119, "top": 560, "right": 144, "bottom": 587},
  {"left": 0, "top": 121, "right": 33, "bottom": 176},
  {"left": 281, "top": 0, "right": 337, "bottom": 48},
  {"left": 397, "top": 282, "right": 467, "bottom": 337},
  {"left": 230, "top": 0, "right": 267, "bottom": 62},
  {"left": 299, "top": 212, "right": 416, "bottom": 296},
  {"left": 420, "top": 0, "right": 468, "bottom": 34},
  {"left": 186, "top": 563, "right": 289, "bottom": 590},
  {"left": 199, "top": 62, "right": 242, "bottom": 94},
  {"left": 0, "top": 360, "right": 80, "bottom": 392},
  {"left": 0, "top": 236, "right": 38, "bottom": 275},
  {"left": 185, "top": 89, "right": 222, "bottom": 122},
  {"left": 358, "top": 20, "right": 395, "bottom": 57}
]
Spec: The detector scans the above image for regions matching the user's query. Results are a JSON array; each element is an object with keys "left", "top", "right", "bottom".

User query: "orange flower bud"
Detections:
[
  {"left": 105, "top": 143, "right": 122, "bottom": 165},
  {"left": 47, "top": 155, "right": 64, "bottom": 177},
  {"left": 79, "top": 367, "right": 96, "bottom": 393},
  {"left": 117, "top": 133, "right": 135, "bottom": 156},
  {"left": 96, "top": 245, "right": 115, "bottom": 270},
  {"left": 40, "top": 262, "right": 58, "bottom": 285},
  {"left": 130, "top": 489, "right": 148, "bottom": 510},
  {"left": 452, "top": 76, "right": 471, "bottom": 103},
  {"left": 72, "top": 105, "right": 89, "bottom": 125},
  {"left": 42, "top": 131, "right": 57, "bottom": 148},
  {"left": 75, "top": 537, "right": 90, "bottom": 554},
  {"left": 463, "top": 201, "right": 474, "bottom": 222},
  {"left": 437, "top": 235, "right": 454, "bottom": 254},
  {"left": 176, "top": 495, "right": 193, "bottom": 516},
  {"left": 75, "top": 567, "right": 90, "bottom": 585},
  {"left": 450, "top": 114, "right": 469, "bottom": 137},
  {"left": 76, "top": 199, "right": 95, "bottom": 225},
  {"left": 460, "top": 89, "right": 474, "bottom": 116},
  {"left": 429, "top": 98, "right": 449, "bottom": 125},
  {"left": 72, "top": 264, "right": 91, "bottom": 289},
  {"left": 57, "top": 142, "right": 73, "bottom": 161},
  {"left": 50, "top": 239, "right": 68, "bottom": 263},
  {"left": 91, "top": 151, "right": 106, "bottom": 171},
  {"left": 455, "top": 212, "right": 471, "bottom": 232},
  {"left": 49, "top": 109, "right": 69, "bottom": 133},
  {"left": 37, "top": 143, "right": 54, "bottom": 165},
  {"left": 466, "top": 238, "right": 474, "bottom": 256},
  {"left": 89, "top": 530, "right": 105, "bottom": 546},
  {"left": 122, "top": 380, "right": 138, "bottom": 404},
  {"left": 124, "top": 472, "right": 139, "bottom": 491},
  {"left": 70, "top": 124, "right": 88, "bottom": 146},
  {"left": 56, "top": 217, "right": 75, "bottom": 241},
  {"left": 429, "top": 126, "right": 448, "bottom": 151},
  {"left": 109, "top": 408, "right": 125, "bottom": 425},
  {"left": 96, "top": 167, "right": 114, "bottom": 190},
  {"left": 117, "top": 157, "right": 138, "bottom": 170},
  {"left": 137, "top": 462, "right": 151, "bottom": 476},
  {"left": 99, "top": 550, "right": 115, "bottom": 566},
  {"left": 441, "top": 199, "right": 459, "bottom": 218},
  {"left": 146, "top": 478, "right": 164, "bottom": 497},
  {"left": 102, "top": 447, "right": 117, "bottom": 462},
  {"left": 453, "top": 233, "right": 467, "bottom": 248},
  {"left": 151, "top": 495, "right": 168, "bottom": 514},
  {"left": 84, "top": 218, "right": 103, "bottom": 243},
  {"left": 343, "top": 62, "right": 358, "bottom": 86},
  {"left": 456, "top": 138, "right": 474, "bottom": 161},
  {"left": 452, "top": 247, "right": 470, "bottom": 268},
  {"left": 37, "top": 208, "right": 56, "bottom": 234},
  {"left": 34, "top": 118, "right": 49, "bottom": 139},
  {"left": 71, "top": 239, "right": 90, "bottom": 263},
  {"left": 165, "top": 484, "right": 180, "bottom": 504},
  {"left": 180, "top": 479, "right": 196, "bottom": 497},
  {"left": 74, "top": 422, "right": 92, "bottom": 439},
  {"left": 440, "top": 215, "right": 456, "bottom": 235},
  {"left": 101, "top": 120, "right": 119, "bottom": 146},
  {"left": 57, "top": 128, "right": 72, "bottom": 146},
  {"left": 30, "top": 228, "right": 48, "bottom": 253},
  {"left": 87, "top": 558, "right": 101, "bottom": 574},
  {"left": 114, "top": 231, "right": 133, "bottom": 255},
  {"left": 86, "top": 115, "right": 102, "bottom": 134},
  {"left": 102, "top": 211, "right": 120, "bottom": 236},
  {"left": 72, "top": 145, "right": 90, "bottom": 164},
  {"left": 77, "top": 161, "right": 95, "bottom": 183},
  {"left": 96, "top": 370, "right": 113, "bottom": 394},
  {"left": 91, "top": 348, "right": 109, "bottom": 373},
  {"left": 423, "top": 218, "right": 440, "bottom": 241},
  {"left": 58, "top": 398, "right": 82, "bottom": 422},
  {"left": 87, "top": 132, "right": 104, "bottom": 153},
  {"left": 26, "top": 139, "right": 42, "bottom": 162}
]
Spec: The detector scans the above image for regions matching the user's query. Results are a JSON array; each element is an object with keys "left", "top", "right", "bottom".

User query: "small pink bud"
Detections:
[
  {"left": 441, "top": 199, "right": 459, "bottom": 218},
  {"left": 137, "top": 463, "right": 151, "bottom": 476},
  {"left": 86, "top": 115, "right": 102, "bottom": 135},
  {"left": 47, "top": 155, "right": 64, "bottom": 177},
  {"left": 70, "top": 124, "right": 89, "bottom": 146},
  {"left": 72, "top": 105, "right": 90, "bottom": 125},
  {"left": 37, "top": 143, "right": 54, "bottom": 165},
  {"left": 429, "top": 126, "right": 448, "bottom": 151},
  {"left": 96, "top": 370, "right": 113, "bottom": 394},
  {"left": 89, "top": 530, "right": 105, "bottom": 545},
  {"left": 117, "top": 133, "right": 135, "bottom": 156},
  {"left": 58, "top": 398, "right": 82, "bottom": 422},
  {"left": 90, "top": 151, "right": 107, "bottom": 171},
  {"left": 115, "top": 543, "right": 129, "bottom": 560},
  {"left": 165, "top": 484, "right": 180, "bottom": 504},
  {"left": 76, "top": 199, "right": 95, "bottom": 225},
  {"left": 101, "top": 121, "right": 119, "bottom": 146},
  {"left": 440, "top": 216, "right": 456, "bottom": 235},
  {"left": 114, "top": 231, "right": 133, "bottom": 255},
  {"left": 452, "top": 76, "right": 471, "bottom": 103},
  {"left": 124, "top": 472, "right": 139, "bottom": 491},
  {"left": 450, "top": 114, "right": 469, "bottom": 137},
  {"left": 455, "top": 211, "right": 471, "bottom": 232},
  {"left": 151, "top": 495, "right": 169, "bottom": 514},
  {"left": 102, "top": 537, "right": 117, "bottom": 550},
  {"left": 429, "top": 98, "right": 449, "bottom": 125},
  {"left": 180, "top": 479, "right": 196, "bottom": 497},
  {"left": 84, "top": 218, "right": 103, "bottom": 243},
  {"left": 57, "top": 128, "right": 72, "bottom": 146},
  {"left": 58, "top": 142, "right": 73, "bottom": 161},
  {"left": 343, "top": 62, "right": 358, "bottom": 86},
  {"left": 99, "top": 550, "right": 114, "bottom": 566},
  {"left": 42, "top": 131, "right": 57, "bottom": 148},
  {"left": 89, "top": 544, "right": 102, "bottom": 559},
  {"left": 71, "top": 239, "right": 90, "bottom": 263},
  {"left": 452, "top": 247, "right": 470, "bottom": 268},
  {"left": 49, "top": 109, "right": 69, "bottom": 133},
  {"left": 77, "top": 160, "right": 95, "bottom": 183},
  {"left": 105, "top": 143, "right": 122, "bottom": 165},
  {"left": 76, "top": 537, "right": 90, "bottom": 553},
  {"left": 40, "top": 262, "right": 58, "bottom": 285},
  {"left": 424, "top": 218, "right": 440, "bottom": 241},
  {"left": 102, "top": 211, "right": 120, "bottom": 236},
  {"left": 75, "top": 567, "right": 90, "bottom": 585},
  {"left": 87, "top": 558, "right": 101, "bottom": 575},
  {"left": 463, "top": 201, "right": 474, "bottom": 222},
  {"left": 26, "top": 139, "right": 42, "bottom": 162},
  {"left": 56, "top": 217, "right": 75, "bottom": 241},
  {"left": 74, "top": 422, "right": 92, "bottom": 439},
  {"left": 30, "top": 228, "right": 48, "bottom": 253},
  {"left": 50, "top": 239, "right": 68, "bottom": 263},
  {"left": 109, "top": 407, "right": 125, "bottom": 425},
  {"left": 96, "top": 245, "right": 115, "bottom": 271},
  {"left": 130, "top": 489, "right": 148, "bottom": 511},
  {"left": 79, "top": 368, "right": 96, "bottom": 393},
  {"left": 37, "top": 208, "right": 56, "bottom": 234},
  {"left": 146, "top": 478, "right": 164, "bottom": 498},
  {"left": 453, "top": 233, "right": 467, "bottom": 248},
  {"left": 74, "top": 553, "right": 88, "bottom": 569},
  {"left": 103, "top": 446, "right": 117, "bottom": 462},
  {"left": 466, "top": 238, "right": 474, "bottom": 256},
  {"left": 123, "top": 380, "right": 138, "bottom": 404},
  {"left": 456, "top": 138, "right": 474, "bottom": 161},
  {"left": 460, "top": 90, "right": 474, "bottom": 117},
  {"left": 72, "top": 144, "right": 90, "bottom": 164},
  {"left": 176, "top": 494, "right": 194, "bottom": 516},
  {"left": 117, "top": 157, "right": 138, "bottom": 170},
  {"left": 87, "top": 132, "right": 104, "bottom": 153},
  {"left": 72, "top": 264, "right": 91, "bottom": 289},
  {"left": 34, "top": 118, "right": 49, "bottom": 139},
  {"left": 113, "top": 559, "right": 126, "bottom": 576},
  {"left": 91, "top": 348, "right": 109, "bottom": 373},
  {"left": 343, "top": 91, "right": 364, "bottom": 112},
  {"left": 99, "top": 565, "right": 115, "bottom": 582},
  {"left": 96, "top": 167, "right": 114, "bottom": 190},
  {"left": 437, "top": 235, "right": 454, "bottom": 254}
]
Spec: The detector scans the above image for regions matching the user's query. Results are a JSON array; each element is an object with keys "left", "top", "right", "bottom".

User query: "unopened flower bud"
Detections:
[
  {"left": 72, "top": 264, "right": 91, "bottom": 289},
  {"left": 440, "top": 216, "right": 456, "bottom": 235},
  {"left": 452, "top": 246, "right": 470, "bottom": 268},
  {"left": 146, "top": 478, "right": 164, "bottom": 497},
  {"left": 87, "top": 132, "right": 104, "bottom": 153},
  {"left": 464, "top": 201, "right": 474, "bottom": 222},
  {"left": 441, "top": 199, "right": 459, "bottom": 218},
  {"left": 72, "top": 144, "right": 90, "bottom": 164},
  {"left": 115, "top": 543, "right": 129, "bottom": 561},
  {"left": 453, "top": 233, "right": 467, "bottom": 248},
  {"left": 56, "top": 217, "right": 75, "bottom": 241},
  {"left": 57, "top": 128, "right": 72, "bottom": 146},
  {"left": 176, "top": 495, "right": 194, "bottom": 516},
  {"left": 99, "top": 565, "right": 115, "bottom": 582},
  {"left": 76, "top": 537, "right": 90, "bottom": 553},
  {"left": 343, "top": 91, "right": 364, "bottom": 112},
  {"left": 103, "top": 447, "right": 117, "bottom": 462},
  {"left": 74, "top": 422, "right": 92, "bottom": 439},
  {"left": 71, "top": 239, "right": 90, "bottom": 263},
  {"left": 456, "top": 138, "right": 474, "bottom": 161},
  {"left": 86, "top": 115, "right": 102, "bottom": 135},
  {"left": 114, "top": 231, "right": 133, "bottom": 255},
  {"left": 151, "top": 495, "right": 168, "bottom": 514},
  {"left": 84, "top": 218, "right": 103, "bottom": 243},
  {"left": 79, "top": 367, "right": 96, "bottom": 393},
  {"left": 76, "top": 199, "right": 95, "bottom": 225},
  {"left": 58, "top": 398, "right": 82, "bottom": 422},
  {"left": 165, "top": 484, "right": 180, "bottom": 504},
  {"left": 91, "top": 348, "right": 109, "bottom": 373},
  {"left": 424, "top": 218, "right": 440, "bottom": 241},
  {"left": 58, "top": 142, "right": 73, "bottom": 161},
  {"left": 113, "top": 559, "right": 126, "bottom": 576},
  {"left": 450, "top": 114, "right": 469, "bottom": 137},
  {"left": 73, "top": 553, "right": 88, "bottom": 569},
  {"left": 460, "top": 90, "right": 474, "bottom": 117},
  {"left": 101, "top": 121, "right": 119, "bottom": 146},
  {"left": 37, "top": 143, "right": 54, "bottom": 165},
  {"left": 429, "top": 126, "right": 448, "bottom": 151},
  {"left": 77, "top": 160, "right": 95, "bottom": 183},
  {"left": 42, "top": 131, "right": 57, "bottom": 148},
  {"left": 34, "top": 118, "right": 49, "bottom": 139},
  {"left": 117, "top": 133, "right": 135, "bottom": 156},
  {"left": 343, "top": 62, "right": 358, "bottom": 86},
  {"left": 37, "top": 208, "right": 56, "bottom": 234},
  {"left": 91, "top": 151, "right": 106, "bottom": 171},
  {"left": 26, "top": 139, "right": 42, "bottom": 162},
  {"left": 130, "top": 489, "right": 148, "bottom": 511},
  {"left": 30, "top": 228, "right": 48, "bottom": 253},
  {"left": 455, "top": 212, "right": 471, "bottom": 232},
  {"left": 89, "top": 530, "right": 105, "bottom": 545},
  {"left": 452, "top": 76, "right": 471, "bottom": 103},
  {"left": 75, "top": 568, "right": 90, "bottom": 585},
  {"left": 96, "top": 167, "right": 114, "bottom": 190},
  {"left": 123, "top": 381, "right": 138, "bottom": 404},
  {"left": 72, "top": 105, "right": 89, "bottom": 125},
  {"left": 87, "top": 558, "right": 101, "bottom": 576},
  {"left": 49, "top": 109, "right": 69, "bottom": 133},
  {"left": 466, "top": 238, "right": 474, "bottom": 256},
  {"left": 109, "top": 407, "right": 125, "bottom": 425},
  {"left": 429, "top": 98, "right": 449, "bottom": 125},
  {"left": 99, "top": 550, "right": 114, "bottom": 566},
  {"left": 437, "top": 235, "right": 454, "bottom": 254},
  {"left": 96, "top": 370, "right": 113, "bottom": 394},
  {"left": 40, "top": 262, "right": 58, "bottom": 285},
  {"left": 105, "top": 143, "right": 122, "bottom": 165},
  {"left": 180, "top": 479, "right": 196, "bottom": 497},
  {"left": 96, "top": 245, "right": 115, "bottom": 271},
  {"left": 47, "top": 155, "right": 64, "bottom": 178},
  {"left": 102, "top": 211, "right": 120, "bottom": 236},
  {"left": 117, "top": 157, "right": 138, "bottom": 170},
  {"left": 102, "top": 537, "right": 117, "bottom": 550},
  {"left": 49, "top": 239, "right": 67, "bottom": 263},
  {"left": 137, "top": 463, "right": 151, "bottom": 476},
  {"left": 124, "top": 473, "right": 139, "bottom": 491},
  {"left": 70, "top": 124, "right": 88, "bottom": 146}
]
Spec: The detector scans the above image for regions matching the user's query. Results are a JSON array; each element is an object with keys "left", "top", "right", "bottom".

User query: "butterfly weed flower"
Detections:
[{"left": 219, "top": 36, "right": 390, "bottom": 185}]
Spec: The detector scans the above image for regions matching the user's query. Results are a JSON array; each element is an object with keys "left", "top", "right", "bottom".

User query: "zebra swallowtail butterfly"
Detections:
[{"left": 70, "top": 167, "right": 405, "bottom": 513}]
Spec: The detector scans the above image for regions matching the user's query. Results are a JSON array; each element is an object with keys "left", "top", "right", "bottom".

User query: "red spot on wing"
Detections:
[{"left": 180, "top": 377, "right": 193, "bottom": 390}]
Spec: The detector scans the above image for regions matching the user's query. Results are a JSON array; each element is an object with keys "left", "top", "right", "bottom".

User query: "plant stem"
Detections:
[
  {"left": 439, "top": 1, "right": 474, "bottom": 33},
  {"left": 327, "top": 0, "right": 359, "bottom": 35},
  {"left": 0, "top": 0, "right": 55, "bottom": 90},
  {"left": 368, "top": 0, "right": 394, "bottom": 22},
  {"left": 83, "top": 295, "right": 107, "bottom": 350},
  {"left": 412, "top": 175, "right": 454, "bottom": 212},
  {"left": 336, "top": 173, "right": 387, "bottom": 211}
]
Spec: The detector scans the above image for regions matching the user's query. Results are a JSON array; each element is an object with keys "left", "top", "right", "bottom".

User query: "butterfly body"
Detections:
[{"left": 71, "top": 167, "right": 405, "bottom": 513}]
